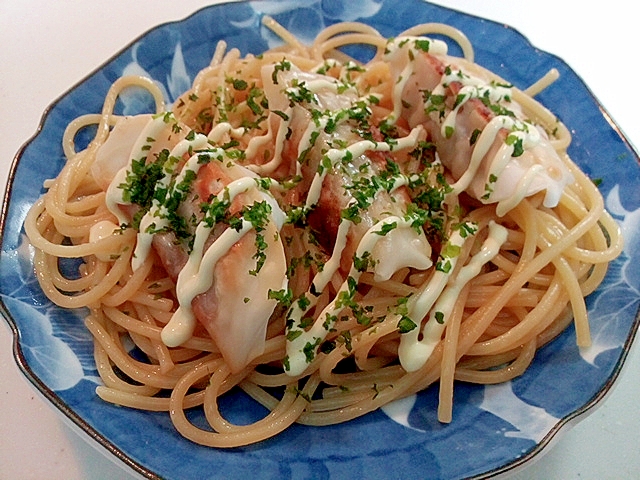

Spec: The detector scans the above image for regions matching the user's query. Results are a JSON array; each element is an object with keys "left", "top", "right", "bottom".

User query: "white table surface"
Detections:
[{"left": 1, "top": 1, "right": 638, "bottom": 479}]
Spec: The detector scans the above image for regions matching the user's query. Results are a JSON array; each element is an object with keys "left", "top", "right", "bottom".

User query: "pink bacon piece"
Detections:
[
  {"left": 385, "top": 38, "right": 573, "bottom": 212},
  {"left": 263, "top": 63, "right": 433, "bottom": 281},
  {"left": 94, "top": 115, "right": 286, "bottom": 373}
]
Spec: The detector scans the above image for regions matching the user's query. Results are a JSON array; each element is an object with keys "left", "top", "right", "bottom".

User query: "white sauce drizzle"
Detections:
[
  {"left": 105, "top": 115, "right": 176, "bottom": 225},
  {"left": 286, "top": 216, "right": 416, "bottom": 376},
  {"left": 207, "top": 122, "right": 245, "bottom": 143},
  {"left": 245, "top": 126, "right": 273, "bottom": 162},
  {"left": 282, "top": 122, "right": 432, "bottom": 375},
  {"left": 264, "top": 61, "right": 439, "bottom": 376},
  {"left": 246, "top": 108, "right": 293, "bottom": 175},
  {"left": 284, "top": 155, "right": 434, "bottom": 375},
  {"left": 102, "top": 113, "right": 286, "bottom": 351},
  {"left": 88, "top": 220, "right": 122, "bottom": 261},
  {"left": 427, "top": 69, "right": 553, "bottom": 212},
  {"left": 132, "top": 133, "right": 211, "bottom": 271},
  {"left": 385, "top": 36, "right": 572, "bottom": 216},
  {"left": 438, "top": 68, "right": 512, "bottom": 140},
  {"left": 495, "top": 164, "right": 545, "bottom": 217},
  {"left": 398, "top": 221, "right": 508, "bottom": 372},
  {"left": 305, "top": 127, "right": 424, "bottom": 209},
  {"left": 161, "top": 176, "right": 284, "bottom": 347},
  {"left": 162, "top": 220, "right": 252, "bottom": 347},
  {"left": 311, "top": 219, "right": 353, "bottom": 294}
]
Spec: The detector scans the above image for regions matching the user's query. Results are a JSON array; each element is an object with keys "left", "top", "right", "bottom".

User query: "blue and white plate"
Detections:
[{"left": 2, "top": 1, "right": 639, "bottom": 479}]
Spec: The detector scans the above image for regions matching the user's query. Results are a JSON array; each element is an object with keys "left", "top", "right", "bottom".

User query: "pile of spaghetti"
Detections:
[{"left": 25, "top": 17, "right": 622, "bottom": 447}]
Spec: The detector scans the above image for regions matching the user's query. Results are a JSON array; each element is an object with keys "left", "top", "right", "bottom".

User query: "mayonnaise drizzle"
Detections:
[
  {"left": 286, "top": 215, "right": 419, "bottom": 376},
  {"left": 265, "top": 62, "right": 438, "bottom": 376},
  {"left": 246, "top": 108, "right": 293, "bottom": 175},
  {"left": 398, "top": 221, "right": 508, "bottom": 372},
  {"left": 305, "top": 126, "right": 424, "bottom": 210},
  {"left": 384, "top": 36, "right": 571, "bottom": 216},
  {"left": 426, "top": 68, "right": 553, "bottom": 212},
  {"left": 102, "top": 112, "right": 287, "bottom": 349},
  {"left": 245, "top": 126, "right": 274, "bottom": 162},
  {"left": 105, "top": 115, "right": 178, "bottom": 226},
  {"left": 280, "top": 122, "right": 433, "bottom": 375},
  {"left": 284, "top": 154, "right": 431, "bottom": 374},
  {"left": 495, "top": 164, "right": 545, "bottom": 217},
  {"left": 132, "top": 133, "right": 210, "bottom": 271},
  {"left": 161, "top": 175, "right": 284, "bottom": 347},
  {"left": 162, "top": 219, "right": 252, "bottom": 347},
  {"left": 88, "top": 220, "right": 123, "bottom": 262},
  {"left": 207, "top": 122, "right": 245, "bottom": 143}
]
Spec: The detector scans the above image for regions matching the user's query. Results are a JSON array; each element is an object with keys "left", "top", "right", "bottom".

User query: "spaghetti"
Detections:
[{"left": 24, "top": 17, "right": 622, "bottom": 447}]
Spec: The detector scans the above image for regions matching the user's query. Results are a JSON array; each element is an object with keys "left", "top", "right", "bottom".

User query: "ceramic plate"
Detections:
[{"left": 2, "top": 1, "right": 639, "bottom": 479}]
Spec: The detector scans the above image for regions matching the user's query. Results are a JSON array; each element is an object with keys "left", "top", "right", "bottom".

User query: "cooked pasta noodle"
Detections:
[{"left": 24, "top": 16, "right": 622, "bottom": 447}]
